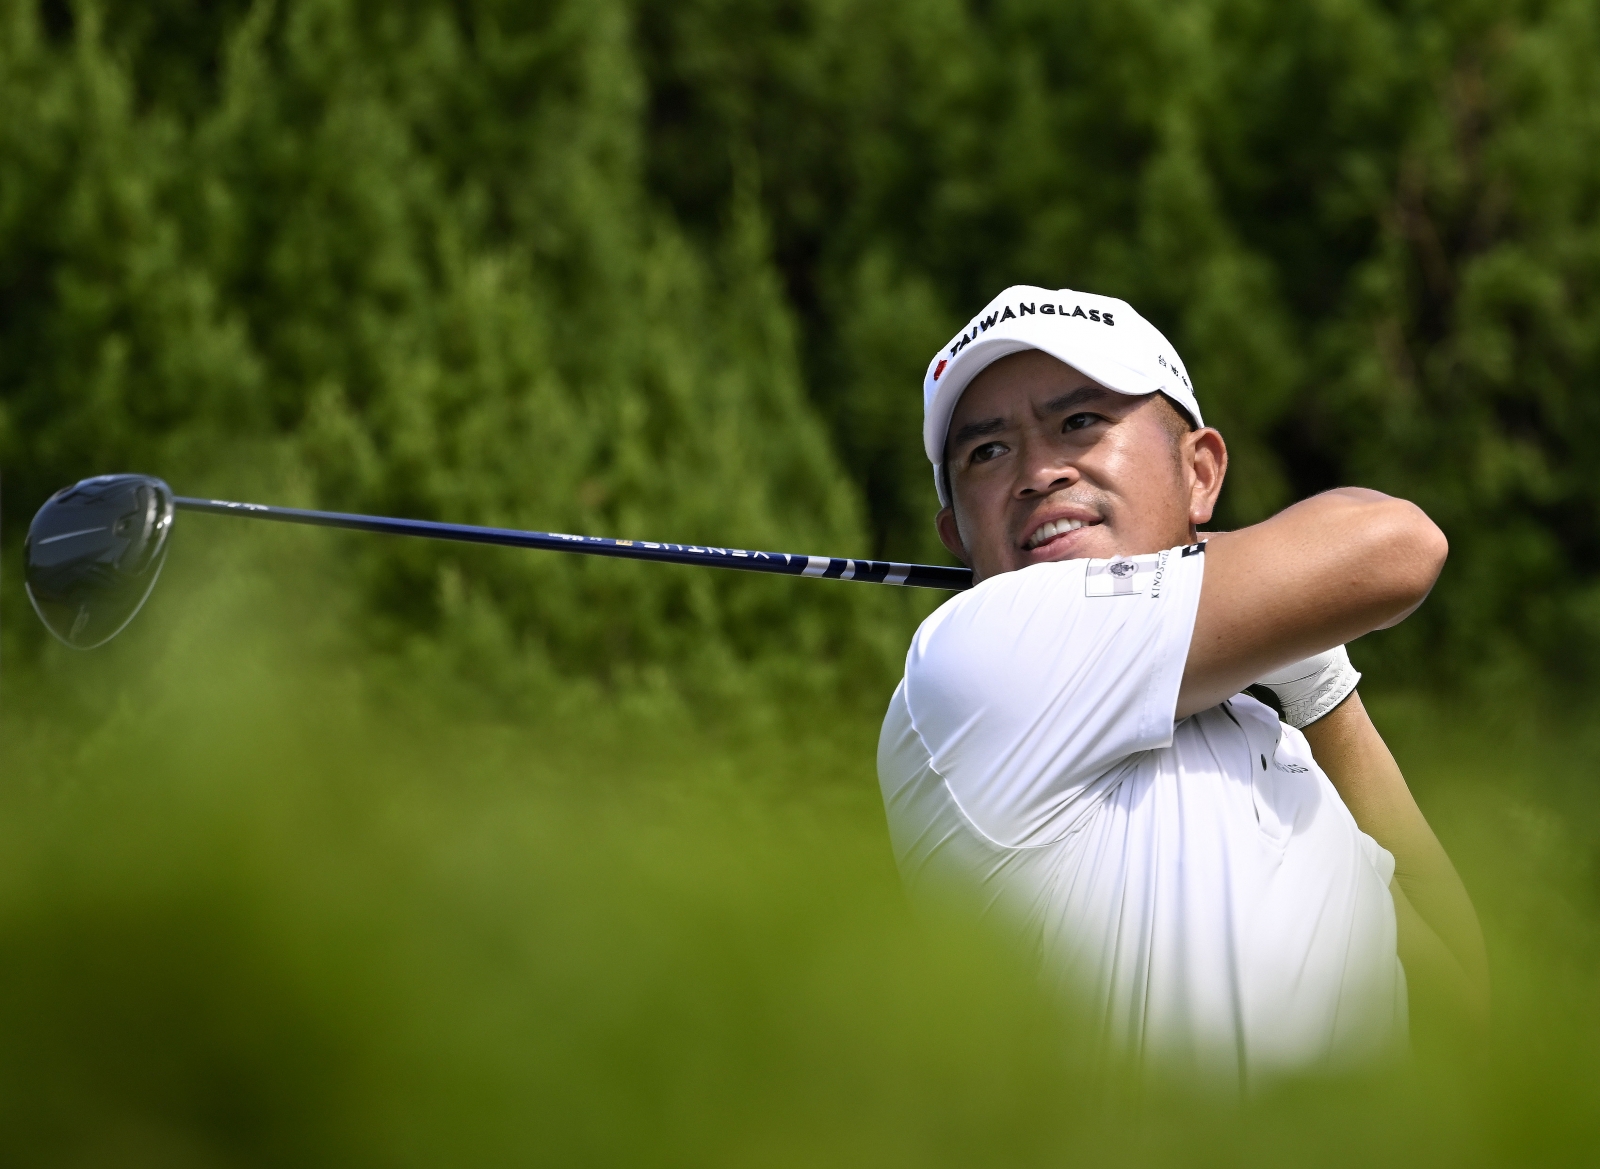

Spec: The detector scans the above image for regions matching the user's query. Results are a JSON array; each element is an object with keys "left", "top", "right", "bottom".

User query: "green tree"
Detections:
[
  {"left": 634, "top": 0, "right": 1600, "bottom": 685},
  {"left": 0, "top": 0, "right": 911, "bottom": 702},
  {"left": 9, "top": 0, "right": 1600, "bottom": 693}
]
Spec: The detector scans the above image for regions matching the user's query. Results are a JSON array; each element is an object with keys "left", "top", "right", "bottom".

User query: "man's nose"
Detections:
[{"left": 1015, "top": 441, "right": 1075, "bottom": 497}]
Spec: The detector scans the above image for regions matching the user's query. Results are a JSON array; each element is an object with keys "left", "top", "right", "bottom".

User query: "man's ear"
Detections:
[
  {"left": 936, "top": 506, "right": 970, "bottom": 566},
  {"left": 1186, "top": 428, "right": 1228, "bottom": 526}
]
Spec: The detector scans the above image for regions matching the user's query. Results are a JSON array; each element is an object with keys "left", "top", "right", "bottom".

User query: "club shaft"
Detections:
[{"left": 173, "top": 497, "right": 974, "bottom": 591}]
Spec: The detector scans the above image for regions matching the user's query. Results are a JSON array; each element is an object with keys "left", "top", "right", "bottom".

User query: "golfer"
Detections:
[{"left": 878, "top": 285, "right": 1488, "bottom": 1080}]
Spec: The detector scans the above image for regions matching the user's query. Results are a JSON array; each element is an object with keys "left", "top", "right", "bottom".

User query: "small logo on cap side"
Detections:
[{"left": 933, "top": 359, "right": 948, "bottom": 381}]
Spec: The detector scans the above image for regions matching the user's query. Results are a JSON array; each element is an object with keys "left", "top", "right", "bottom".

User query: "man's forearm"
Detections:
[
  {"left": 1301, "top": 693, "right": 1490, "bottom": 1022},
  {"left": 1180, "top": 490, "right": 1447, "bottom": 717}
]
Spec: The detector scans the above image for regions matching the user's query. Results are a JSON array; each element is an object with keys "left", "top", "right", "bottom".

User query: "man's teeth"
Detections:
[{"left": 1026, "top": 518, "right": 1085, "bottom": 549}]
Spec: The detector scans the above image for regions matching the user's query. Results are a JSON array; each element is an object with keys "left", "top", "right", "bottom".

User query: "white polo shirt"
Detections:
[{"left": 877, "top": 545, "right": 1406, "bottom": 1083}]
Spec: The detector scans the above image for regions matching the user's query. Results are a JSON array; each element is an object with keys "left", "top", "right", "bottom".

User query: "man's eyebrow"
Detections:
[
  {"left": 949, "top": 416, "right": 1008, "bottom": 448},
  {"left": 949, "top": 384, "right": 1115, "bottom": 450},
  {"left": 1041, "top": 384, "right": 1115, "bottom": 415}
]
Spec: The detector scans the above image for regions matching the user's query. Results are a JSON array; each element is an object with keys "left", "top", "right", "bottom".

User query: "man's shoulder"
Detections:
[
  {"left": 907, "top": 560, "right": 1081, "bottom": 669},
  {"left": 915, "top": 558, "right": 1085, "bottom": 625},
  {"left": 911, "top": 545, "right": 1200, "bottom": 648}
]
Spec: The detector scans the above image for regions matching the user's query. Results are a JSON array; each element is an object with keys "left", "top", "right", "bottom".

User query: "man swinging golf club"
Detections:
[{"left": 878, "top": 285, "right": 1488, "bottom": 1080}]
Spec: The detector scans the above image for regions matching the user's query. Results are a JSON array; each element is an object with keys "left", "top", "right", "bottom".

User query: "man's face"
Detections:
[{"left": 937, "top": 350, "right": 1226, "bottom": 583}]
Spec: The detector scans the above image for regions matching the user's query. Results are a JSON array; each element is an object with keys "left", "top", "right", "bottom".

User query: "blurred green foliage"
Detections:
[
  {"left": 5, "top": 0, "right": 1600, "bottom": 692},
  {"left": 638, "top": 0, "right": 1600, "bottom": 684},
  {"left": 1, "top": 545, "right": 1598, "bottom": 1165},
  {"left": 0, "top": 0, "right": 915, "bottom": 704}
]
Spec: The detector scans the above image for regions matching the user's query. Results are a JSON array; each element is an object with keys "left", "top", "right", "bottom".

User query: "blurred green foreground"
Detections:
[{"left": 2, "top": 539, "right": 1598, "bottom": 1168}]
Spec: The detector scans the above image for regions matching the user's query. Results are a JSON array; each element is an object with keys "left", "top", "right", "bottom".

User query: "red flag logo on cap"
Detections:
[{"left": 933, "top": 359, "right": 948, "bottom": 381}]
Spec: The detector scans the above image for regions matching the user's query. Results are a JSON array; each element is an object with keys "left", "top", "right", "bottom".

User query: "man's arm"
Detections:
[
  {"left": 1176, "top": 488, "right": 1485, "bottom": 1030},
  {"left": 1302, "top": 692, "right": 1490, "bottom": 1029},
  {"left": 1177, "top": 488, "right": 1447, "bottom": 718}
]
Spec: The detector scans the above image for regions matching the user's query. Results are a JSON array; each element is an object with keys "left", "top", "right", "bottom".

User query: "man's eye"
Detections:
[
  {"left": 970, "top": 441, "right": 1007, "bottom": 464},
  {"left": 1063, "top": 412, "right": 1102, "bottom": 432}
]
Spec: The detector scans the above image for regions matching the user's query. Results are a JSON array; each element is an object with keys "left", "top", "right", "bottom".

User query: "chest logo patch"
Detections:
[{"left": 1085, "top": 552, "right": 1166, "bottom": 597}]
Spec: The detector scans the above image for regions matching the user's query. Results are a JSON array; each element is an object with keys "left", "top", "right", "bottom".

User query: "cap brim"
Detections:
[{"left": 923, "top": 335, "right": 1175, "bottom": 467}]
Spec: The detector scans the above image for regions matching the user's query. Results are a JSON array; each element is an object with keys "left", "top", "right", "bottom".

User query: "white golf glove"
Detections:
[{"left": 1255, "top": 645, "right": 1361, "bottom": 729}]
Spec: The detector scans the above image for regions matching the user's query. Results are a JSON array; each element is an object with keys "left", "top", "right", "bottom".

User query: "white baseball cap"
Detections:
[{"left": 924, "top": 285, "right": 1203, "bottom": 506}]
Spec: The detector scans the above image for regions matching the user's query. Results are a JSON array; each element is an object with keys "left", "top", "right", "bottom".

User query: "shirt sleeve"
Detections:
[{"left": 902, "top": 544, "right": 1206, "bottom": 847}]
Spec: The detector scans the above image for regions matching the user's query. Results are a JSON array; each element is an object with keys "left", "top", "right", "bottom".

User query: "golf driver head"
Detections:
[{"left": 25, "top": 474, "right": 175, "bottom": 649}]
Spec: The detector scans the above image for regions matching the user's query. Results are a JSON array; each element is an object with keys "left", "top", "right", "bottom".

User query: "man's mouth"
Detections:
[{"left": 1022, "top": 516, "right": 1097, "bottom": 551}]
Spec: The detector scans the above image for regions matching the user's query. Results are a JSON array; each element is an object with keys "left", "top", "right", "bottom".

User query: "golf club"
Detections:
[{"left": 25, "top": 474, "right": 974, "bottom": 649}]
